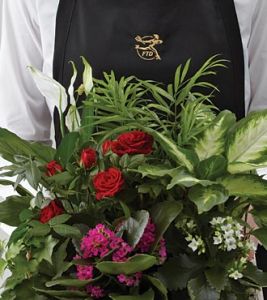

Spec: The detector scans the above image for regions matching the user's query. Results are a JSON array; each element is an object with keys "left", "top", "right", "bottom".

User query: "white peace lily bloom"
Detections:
[
  {"left": 229, "top": 270, "right": 243, "bottom": 280},
  {"left": 81, "top": 56, "right": 93, "bottom": 96}
]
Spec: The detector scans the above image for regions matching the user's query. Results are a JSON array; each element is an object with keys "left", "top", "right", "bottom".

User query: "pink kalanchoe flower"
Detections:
[
  {"left": 76, "top": 265, "right": 94, "bottom": 280},
  {"left": 158, "top": 238, "right": 167, "bottom": 264},
  {"left": 80, "top": 224, "right": 132, "bottom": 261},
  {"left": 87, "top": 285, "right": 105, "bottom": 299},
  {"left": 117, "top": 272, "right": 142, "bottom": 287},
  {"left": 136, "top": 218, "right": 156, "bottom": 253}
]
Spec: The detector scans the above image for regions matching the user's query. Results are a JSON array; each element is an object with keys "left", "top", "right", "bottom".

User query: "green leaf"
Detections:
[
  {"left": 48, "top": 214, "right": 71, "bottom": 226},
  {"left": 0, "top": 195, "right": 31, "bottom": 226},
  {"left": 167, "top": 168, "right": 214, "bottom": 189},
  {"left": 227, "top": 109, "right": 267, "bottom": 173},
  {"left": 243, "top": 262, "right": 267, "bottom": 287},
  {"left": 188, "top": 184, "right": 228, "bottom": 214},
  {"left": 52, "top": 224, "right": 82, "bottom": 239},
  {"left": 146, "top": 129, "right": 197, "bottom": 172},
  {"left": 194, "top": 110, "right": 236, "bottom": 161},
  {"left": 157, "top": 254, "right": 204, "bottom": 290},
  {"left": 33, "top": 235, "right": 58, "bottom": 264},
  {"left": 218, "top": 174, "right": 267, "bottom": 198},
  {"left": 55, "top": 132, "right": 79, "bottom": 167},
  {"left": 144, "top": 275, "right": 168, "bottom": 300},
  {"left": 47, "top": 171, "right": 73, "bottom": 185},
  {"left": 109, "top": 289, "right": 155, "bottom": 300},
  {"left": 196, "top": 155, "right": 227, "bottom": 180},
  {"left": 46, "top": 278, "right": 95, "bottom": 288},
  {"left": 252, "top": 228, "right": 267, "bottom": 250},
  {"left": 205, "top": 267, "right": 228, "bottom": 292},
  {"left": 33, "top": 287, "right": 87, "bottom": 298},
  {"left": 96, "top": 254, "right": 157, "bottom": 275},
  {"left": 188, "top": 274, "right": 220, "bottom": 300},
  {"left": 0, "top": 258, "right": 7, "bottom": 277},
  {"left": 0, "top": 128, "right": 55, "bottom": 164},
  {"left": 29, "top": 222, "right": 51, "bottom": 237},
  {"left": 127, "top": 155, "right": 146, "bottom": 169},
  {"left": 137, "top": 164, "right": 177, "bottom": 178},
  {"left": 120, "top": 210, "right": 149, "bottom": 247},
  {"left": 151, "top": 200, "right": 183, "bottom": 247}
]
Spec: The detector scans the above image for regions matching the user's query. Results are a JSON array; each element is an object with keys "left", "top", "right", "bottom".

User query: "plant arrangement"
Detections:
[{"left": 1, "top": 57, "right": 267, "bottom": 299}]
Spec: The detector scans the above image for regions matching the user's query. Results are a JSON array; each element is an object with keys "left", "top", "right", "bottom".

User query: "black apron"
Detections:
[
  {"left": 53, "top": 0, "right": 245, "bottom": 146},
  {"left": 52, "top": 2, "right": 248, "bottom": 297}
]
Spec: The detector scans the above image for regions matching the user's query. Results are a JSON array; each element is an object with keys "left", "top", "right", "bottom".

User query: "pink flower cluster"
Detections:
[
  {"left": 80, "top": 224, "right": 132, "bottom": 261},
  {"left": 136, "top": 218, "right": 167, "bottom": 264},
  {"left": 117, "top": 272, "right": 142, "bottom": 287}
]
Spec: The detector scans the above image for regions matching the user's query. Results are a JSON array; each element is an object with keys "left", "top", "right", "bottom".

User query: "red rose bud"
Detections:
[
  {"left": 102, "top": 140, "right": 113, "bottom": 155},
  {"left": 80, "top": 148, "right": 97, "bottom": 169},
  {"left": 46, "top": 160, "right": 63, "bottom": 176},
  {"left": 39, "top": 200, "right": 64, "bottom": 224},
  {"left": 111, "top": 130, "right": 154, "bottom": 156},
  {"left": 93, "top": 167, "right": 124, "bottom": 200}
]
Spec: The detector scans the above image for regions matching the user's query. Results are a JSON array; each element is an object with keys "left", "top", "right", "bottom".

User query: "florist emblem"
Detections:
[{"left": 135, "top": 34, "right": 163, "bottom": 61}]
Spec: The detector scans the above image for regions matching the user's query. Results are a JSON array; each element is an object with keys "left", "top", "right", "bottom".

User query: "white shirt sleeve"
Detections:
[
  {"left": 0, "top": 0, "right": 52, "bottom": 143},
  {"left": 248, "top": 0, "right": 267, "bottom": 112}
]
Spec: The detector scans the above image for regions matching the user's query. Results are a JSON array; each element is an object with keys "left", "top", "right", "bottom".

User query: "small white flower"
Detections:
[
  {"left": 210, "top": 217, "right": 225, "bottom": 226},
  {"left": 188, "top": 238, "right": 199, "bottom": 252},
  {"left": 223, "top": 229, "right": 235, "bottom": 239},
  {"left": 235, "top": 230, "right": 244, "bottom": 240},
  {"left": 235, "top": 223, "right": 243, "bottom": 232},
  {"left": 229, "top": 270, "right": 243, "bottom": 280},
  {"left": 213, "top": 235, "right": 223, "bottom": 245},
  {"left": 187, "top": 220, "right": 196, "bottom": 230},
  {"left": 225, "top": 237, "right": 237, "bottom": 251},
  {"left": 222, "top": 224, "right": 233, "bottom": 232}
]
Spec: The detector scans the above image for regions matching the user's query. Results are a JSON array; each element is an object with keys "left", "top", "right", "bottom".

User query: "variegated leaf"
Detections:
[
  {"left": 194, "top": 110, "right": 236, "bottom": 161},
  {"left": 227, "top": 109, "right": 267, "bottom": 173},
  {"left": 218, "top": 174, "right": 267, "bottom": 198}
]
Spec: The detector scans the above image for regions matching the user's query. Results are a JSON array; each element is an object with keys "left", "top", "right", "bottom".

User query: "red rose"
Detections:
[
  {"left": 46, "top": 160, "right": 63, "bottom": 176},
  {"left": 111, "top": 131, "right": 153, "bottom": 156},
  {"left": 93, "top": 167, "right": 124, "bottom": 200},
  {"left": 80, "top": 148, "right": 97, "bottom": 169},
  {"left": 102, "top": 140, "right": 113, "bottom": 155},
  {"left": 39, "top": 200, "right": 64, "bottom": 224}
]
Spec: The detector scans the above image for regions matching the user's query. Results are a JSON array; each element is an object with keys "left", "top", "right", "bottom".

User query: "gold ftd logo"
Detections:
[{"left": 135, "top": 34, "right": 163, "bottom": 61}]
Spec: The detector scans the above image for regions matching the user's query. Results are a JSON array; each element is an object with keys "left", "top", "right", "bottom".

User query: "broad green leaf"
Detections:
[
  {"left": 48, "top": 214, "right": 71, "bottom": 226},
  {"left": 55, "top": 132, "right": 80, "bottom": 167},
  {"left": 0, "top": 179, "right": 33, "bottom": 197},
  {"left": 120, "top": 210, "right": 149, "bottom": 247},
  {"left": 33, "top": 287, "right": 87, "bottom": 298},
  {"left": 227, "top": 109, "right": 267, "bottom": 173},
  {"left": 109, "top": 289, "right": 154, "bottom": 300},
  {"left": 145, "top": 129, "right": 197, "bottom": 172},
  {"left": 188, "top": 184, "right": 228, "bottom": 214},
  {"left": 0, "top": 195, "right": 31, "bottom": 226},
  {"left": 167, "top": 168, "right": 214, "bottom": 189},
  {"left": 144, "top": 275, "right": 168, "bottom": 300},
  {"left": 137, "top": 164, "right": 178, "bottom": 178},
  {"left": 0, "top": 128, "right": 54, "bottom": 164},
  {"left": 47, "top": 172, "right": 73, "bottom": 185},
  {"left": 157, "top": 254, "right": 204, "bottom": 290},
  {"left": 151, "top": 200, "right": 183, "bottom": 247},
  {"left": 188, "top": 274, "right": 220, "bottom": 300},
  {"left": 46, "top": 278, "right": 95, "bottom": 288},
  {"left": 243, "top": 262, "right": 267, "bottom": 287},
  {"left": 33, "top": 235, "right": 58, "bottom": 264},
  {"left": 218, "top": 174, "right": 267, "bottom": 198},
  {"left": 96, "top": 254, "right": 157, "bottom": 275},
  {"left": 252, "top": 228, "right": 267, "bottom": 250},
  {"left": 52, "top": 224, "right": 82, "bottom": 239},
  {"left": 194, "top": 110, "right": 236, "bottom": 161},
  {"left": 52, "top": 239, "right": 71, "bottom": 279},
  {"left": 29, "top": 222, "right": 51, "bottom": 237},
  {"left": 205, "top": 267, "right": 228, "bottom": 291},
  {"left": 196, "top": 155, "right": 228, "bottom": 180}
]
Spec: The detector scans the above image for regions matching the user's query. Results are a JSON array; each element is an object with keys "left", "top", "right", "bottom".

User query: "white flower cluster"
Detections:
[
  {"left": 210, "top": 216, "right": 245, "bottom": 252},
  {"left": 228, "top": 257, "right": 247, "bottom": 280}
]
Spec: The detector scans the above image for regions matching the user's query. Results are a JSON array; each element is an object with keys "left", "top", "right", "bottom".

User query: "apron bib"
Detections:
[{"left": 53, "top": 0, "right": 244, "bottom": 143}]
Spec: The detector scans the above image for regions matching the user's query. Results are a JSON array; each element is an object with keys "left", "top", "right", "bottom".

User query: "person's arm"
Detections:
[
  {"left": 0, "top": 0, "right": 52, "bottom": 143},
  {"left": 248, "top": 0, "right": 267, "bottom": 112}
]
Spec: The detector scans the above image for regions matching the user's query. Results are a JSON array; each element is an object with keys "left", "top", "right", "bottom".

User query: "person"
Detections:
[{"left": 0, "top": 0, "right": 267, "bottom": 298}]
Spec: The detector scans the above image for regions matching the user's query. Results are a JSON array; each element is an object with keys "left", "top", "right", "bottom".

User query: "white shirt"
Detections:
[{"left": 0, "top": 0, "right": 267, "bottom": 144}]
